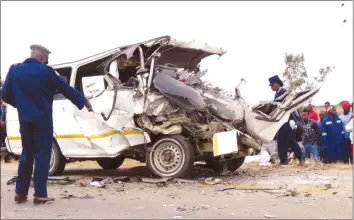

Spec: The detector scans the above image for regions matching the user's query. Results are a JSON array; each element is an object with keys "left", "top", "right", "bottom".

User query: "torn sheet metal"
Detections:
[{"left": 153, "top": 72, "right": 207, "bottom": 111}]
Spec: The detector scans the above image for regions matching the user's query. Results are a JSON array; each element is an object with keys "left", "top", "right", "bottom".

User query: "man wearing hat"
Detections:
[
  {"left": 320, "top": 107, "right": 345, "bottom": 163},
  {"left": 339, "top": 101, "right": 353, "bottom": 163},
  {"left": 1, "top": 44, "right": 93, "bottom": 204},
  {"left": 268, "top": 75, "right": 303, "bottom": 165}
]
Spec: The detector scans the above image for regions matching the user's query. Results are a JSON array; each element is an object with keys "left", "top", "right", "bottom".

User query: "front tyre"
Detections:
[{"left": 146, "top": 135, "right": 195, "bottom": 178}]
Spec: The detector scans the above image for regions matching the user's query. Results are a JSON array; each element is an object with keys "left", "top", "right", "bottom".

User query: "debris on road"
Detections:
[
  {"left": 90, "top": 181, "right": 106, "bottom": 188},
  {"left": 113, "top": 176, "right": 130, "bottom": 182},
  {"left": 141, "top": 177, "right": 170, "bottom": 187},
  {"left": 276, "top": 189, "right": 300, "bottom": 198},
  {"left": 78, "top": 194, "right": 94, "bottom": 200},
  {"left": 304, "top": 193, "right": 311, "bottom": 197},
  {"left": 265, "top": 214, "right": 276, "bottom": 218},
  {"left": 60, "top": 193, "right": 94, "bottom": 200},
  {"left": 176, "top": 207, "right": 187, "bottom": 212},
  {"left": 324, "top": 184, "right": 332, "bottom": 190},
  {"left": 7, "top": 176, "right": 75, "bottom": 185},
  {"left": 213, "top": 183, "right": 282, "bottom": 192},
  {"left": 204, "top": 177, "right": 223, "bottom": 185},
  {"left": 173, "top": 178, "right": 197, "bottom": 184},
  {"left": 141, "top": 177, "right": 170, "bottom": 184},
  {"left": 92, "top": 177, "right": 106, "bottom": 182},
  {"left": 332, "top": 192, "right": 338, "bottom": 195},
  {"left": 6, "top": 177, "right": 16, "bottom": 185},
  {"left": 288, "top": 189, "right": 300, "bottom": 197},
  {"left": 116, "top": 187, "right": 125, "bottom": 192},
  {"left": 60, "top": 194, "right": 76, "bottom": 199}
]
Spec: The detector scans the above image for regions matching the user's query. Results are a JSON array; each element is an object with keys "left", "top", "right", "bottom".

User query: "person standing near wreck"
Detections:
[
  {"left": 1, "top": 44, "right": 93, "bottom": 205},
  {"left": 268, "top": 75, "right": 303, "bottom": 165},
  {"left": 321, "top": 107, "right": 345, "bottom": 163},
  {"left": 307, "top": 104, "right": 319, "bottom": 121},
  {"left": 297, "top": 109, "right": 320, "bottom": 163},
  {"left": 318, "top": 110, "right": 328, "bottom": 163},
  {"left": 339, "top": 101, "right": 353, "bottom": 164}
]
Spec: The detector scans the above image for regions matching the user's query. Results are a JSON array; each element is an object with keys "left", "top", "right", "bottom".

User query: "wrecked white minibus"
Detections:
[{"left": 5, "top": 36, "right": 321, "bottom": 178}]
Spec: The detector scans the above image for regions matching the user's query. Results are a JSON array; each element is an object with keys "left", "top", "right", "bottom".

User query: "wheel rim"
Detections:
[
  {"left": 150, "top": 139, "right": 185, "bottom": 177},
  {"left": 49, "top": 149, "right": 55, "bottom": 173}
]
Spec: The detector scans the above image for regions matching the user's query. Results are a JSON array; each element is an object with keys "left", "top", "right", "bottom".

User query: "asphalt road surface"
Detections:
[{"left": 1, "top": 160, "right": 353, "bottom": 219}]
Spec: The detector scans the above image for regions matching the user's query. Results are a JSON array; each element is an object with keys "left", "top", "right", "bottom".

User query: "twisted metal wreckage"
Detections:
[{"left": 5, "top": 36, "right": 321, "bottom": 178}]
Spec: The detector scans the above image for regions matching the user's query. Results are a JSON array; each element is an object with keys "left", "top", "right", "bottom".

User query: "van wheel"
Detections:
[
  {"left": 146, "top": 135, "right": 195, "bottom": 178},
  {"left": 96, "top": 156, "right": 125, "bottom": 170},
  {"left": 49, "top": 141, "right": 66, "bottom": 176},
  {"left": 205, "top": 157, "right": 245, "bottom": 172}
]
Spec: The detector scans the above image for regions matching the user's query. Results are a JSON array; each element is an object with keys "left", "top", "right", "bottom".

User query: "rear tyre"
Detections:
[
  {"left": 96, "top": 156, "right": 125, "bottom": 170},
  {"left": 49, "top": 141, "right": 66, "bottom": 176},
  {"left": 205, "top": 156, "right": 246, "bottom": 172},
  {"left": 146, "top": 135, "right": 195, "bottom": 178}
]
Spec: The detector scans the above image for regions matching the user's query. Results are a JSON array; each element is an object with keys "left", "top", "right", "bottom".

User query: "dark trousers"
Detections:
[
  {"left": 15, "top": 118, "right": 53, "bottom": 197},
  {"left": 319, "top": 145, "right": 329, "bottom": 164},
  {"left": 327, "top": 141, "right": 344, "bottom": 163},
  {"left": 277, "top": 122, "right": 303, "bottom": 163},
  {"left": 1, "top": 126, "right": 6, "bottom": 147},
  {"left": 343, "top": 138, "right": 353, "bottom": 164}
]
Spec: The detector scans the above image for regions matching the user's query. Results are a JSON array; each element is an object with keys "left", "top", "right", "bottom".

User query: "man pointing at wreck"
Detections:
[{"left": 1, "top": 45, "right": 93, "bottom": 204}]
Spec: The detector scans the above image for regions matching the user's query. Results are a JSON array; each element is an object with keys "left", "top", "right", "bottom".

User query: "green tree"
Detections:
[
  {"left": 282, "top": 53, "right": 333, "bottom": 91},
  {"left": 282, "top": 53, "right": 308, "bottom": 91},
  {"left": 305, "top": 66, "right": 334, "bottom": 90}
]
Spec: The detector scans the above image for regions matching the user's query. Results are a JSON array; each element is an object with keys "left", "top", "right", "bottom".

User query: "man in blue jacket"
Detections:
[
  {"left": 321, "top": 107, "right": 345, "bottom": 163},
  {"left": 268, "top": 75, "right": 303, "bottom": 165},
  {"left": 1, "top": 44, "right": 93, "bottom": 205}
]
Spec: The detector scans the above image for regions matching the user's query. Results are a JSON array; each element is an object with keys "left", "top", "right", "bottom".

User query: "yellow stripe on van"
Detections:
[
  {"left": 57, "top": 134, "right": 85, "bottom": 139},
  {"left": 87, "top": 130, "right": 119, "bottom": 140},
  {"left": 7, "top": 130, "right": 144, "bottom": 141},
  {"left": 7, "top": 136, "right": 21, "bottom": 141}
]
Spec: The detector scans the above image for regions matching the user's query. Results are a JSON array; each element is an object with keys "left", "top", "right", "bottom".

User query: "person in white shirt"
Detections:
[
  {"left": 340, "top": 101, "right": 353, "bottom": 163},
  {"left": 345, "top": 116, "right": 353, "bottom": 162}
]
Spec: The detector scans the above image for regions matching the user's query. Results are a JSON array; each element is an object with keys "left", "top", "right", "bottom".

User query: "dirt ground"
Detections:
[{"left": 1, "top": 160, "right": 353, "bottom": 219}]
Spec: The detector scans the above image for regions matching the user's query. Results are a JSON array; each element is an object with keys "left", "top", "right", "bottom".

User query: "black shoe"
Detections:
[
  {"left": 279, "top": 161, "right": 289, "bottom": 165},
  {"left": 297, "top": 157, "right": 304, "bottom": 166}
]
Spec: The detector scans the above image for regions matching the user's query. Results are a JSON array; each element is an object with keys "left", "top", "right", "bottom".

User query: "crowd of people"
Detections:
[
  {"left": 267, "top": 75, "right": 353, "bottom": 166},
  {"left": 298, "top": 101, "right": 353, "bottom": 164}
]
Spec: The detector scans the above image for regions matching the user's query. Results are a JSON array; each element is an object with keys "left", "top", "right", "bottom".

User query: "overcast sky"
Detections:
[{"left": 1, "top": 1, "right": 352, "bottom": 105}]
